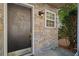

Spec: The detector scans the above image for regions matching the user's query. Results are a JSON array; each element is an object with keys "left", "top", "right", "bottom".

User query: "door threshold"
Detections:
[
  {"left": 8, "top": 48, "right": 32, "bottom": 56},
  {"left": 22, "top": 53, "right": 33, "bottom": 56}
]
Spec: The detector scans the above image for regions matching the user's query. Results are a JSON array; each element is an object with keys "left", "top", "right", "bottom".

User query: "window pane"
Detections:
[
  {"left": 51, "top": 14, "right": 55, "bottom": 20},
  {"left": 46, "top": 20, "right": 54, "bottom": 27},
  {"left": 51, "top": 21, "right": 54, "bottom": 27},
  {"left": 46, "top": 20, "right": 50, "bottom": 26},
  {"left": 46, "top": 12, "right": 55, "bottom": 20},
  {"left": 47, "top": 12, "right": 51, "bottom": 19}
]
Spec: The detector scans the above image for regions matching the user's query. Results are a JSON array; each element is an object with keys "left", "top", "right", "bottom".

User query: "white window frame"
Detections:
[{"left": 45, "top": 9, "right": 56, "bottom": 28}]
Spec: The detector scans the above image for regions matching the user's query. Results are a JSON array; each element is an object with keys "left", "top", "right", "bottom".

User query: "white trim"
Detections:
[
  {"left": 32, "top": 5, "right": 35, "bottom": 55},
  {"left": 4, "top": 3, "right": 8, "bottom": 56},
  {"left": 77, "top": 3, "right": 79, "bottom": 53},
  {"left": 4, "top": 3, "right": 34, "bottom": 56},
  {"left": 45, "top": 9, "right": 56, "bottom": 28}
]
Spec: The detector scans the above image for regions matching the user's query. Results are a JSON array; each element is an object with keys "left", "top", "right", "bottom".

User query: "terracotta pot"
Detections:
[{"left": 58, "top": 38, "right": 70, "bottom": 47}]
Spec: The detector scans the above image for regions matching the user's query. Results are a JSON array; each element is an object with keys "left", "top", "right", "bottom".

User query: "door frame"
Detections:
[
  {"left": 4, "top": 3, "right": 35, "bottom": 56},
  {"left": 77, "top": 4, "right": 79, "bottom": 55}
]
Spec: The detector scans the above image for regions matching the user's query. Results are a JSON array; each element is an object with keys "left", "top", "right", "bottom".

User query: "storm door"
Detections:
[{"left": 7, "top": 4, "right": 32, "bottom": 55}]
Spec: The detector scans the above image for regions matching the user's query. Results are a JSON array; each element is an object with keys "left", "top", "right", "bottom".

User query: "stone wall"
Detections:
[
  {"left": 31, "top": 4, "right": 58, "bottom": 55},
  {"left": 0, "top": 3, "right": 4, "bottom": 56}
]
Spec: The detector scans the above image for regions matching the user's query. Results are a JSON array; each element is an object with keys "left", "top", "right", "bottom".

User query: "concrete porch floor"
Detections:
[{"left": 35, "top": 47, "right": 75, "bottom": 56}]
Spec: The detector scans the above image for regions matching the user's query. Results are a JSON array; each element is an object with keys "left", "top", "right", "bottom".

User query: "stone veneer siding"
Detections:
[
  {"left": 31, "top": 4, "right": 58, "bottom": 55},
  {"left": 0, "top": 3, "right": 4, "bottom": 56}
]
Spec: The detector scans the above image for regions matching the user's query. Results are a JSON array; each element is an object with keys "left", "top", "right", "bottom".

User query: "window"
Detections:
[{"left": 45, "top": 9, "right": 56, "bottom": 28}]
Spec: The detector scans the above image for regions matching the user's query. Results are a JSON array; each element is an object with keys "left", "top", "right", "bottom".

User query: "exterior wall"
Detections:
[
  {"left": 0, "top": 3, "right": 4, "bottom": 56},
  {"left": 0, "top": 3, "right": 58, "bottom": 55},
  {"left": 31, "top": 4, "right": 58, "bottom": 55}
]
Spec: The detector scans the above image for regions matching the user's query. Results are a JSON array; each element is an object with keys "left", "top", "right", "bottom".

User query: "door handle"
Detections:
[{"left": 29, "top": 33, "right": 32, "bottom": 38}]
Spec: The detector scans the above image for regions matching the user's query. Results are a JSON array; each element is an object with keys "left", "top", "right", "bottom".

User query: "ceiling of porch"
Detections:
[{"left": 48, "top": 3, "right": 66, "bottom": 8}]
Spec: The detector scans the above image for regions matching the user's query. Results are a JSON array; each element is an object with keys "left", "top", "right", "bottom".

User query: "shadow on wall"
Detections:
[
  {"left": 0, "top": 31, "right": 4, "bottom": 56},
  {"left": 0, "top": 3, "right": 4, "bottom": 56},
  {"left": 0, "top": 17, "right": 4, "bottom": 56}
]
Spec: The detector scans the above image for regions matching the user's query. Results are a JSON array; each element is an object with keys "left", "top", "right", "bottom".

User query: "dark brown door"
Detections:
[{"left": 8, "top": 4, "right": 32, "bottom": 52}]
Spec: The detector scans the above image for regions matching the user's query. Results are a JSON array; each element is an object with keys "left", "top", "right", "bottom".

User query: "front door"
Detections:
[{"left": 7, "top": 4, "right": 32, "bottom": 55}]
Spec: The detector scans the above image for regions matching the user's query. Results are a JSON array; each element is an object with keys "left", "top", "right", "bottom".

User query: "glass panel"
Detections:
[
  {"left": 46, "top": 12, "right": 51, "bottom": 19},
  {"left": 46, "top": 20, "right": 54, "bottom": 27},
  {"left": 51, "top": 21, "right": 54, "bottom": 27},
  {"left": 8, "top": 4, "right": 32, "bottom": 53},
  {"left": 51, "top": 14, "right": 55, "bottom": 20},
  {"left": 46, "top": 12, "right": 55, "bottom": 20}
]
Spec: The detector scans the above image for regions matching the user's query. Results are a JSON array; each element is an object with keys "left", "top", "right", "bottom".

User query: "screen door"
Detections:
[{"left": 7, "top": 4, "right": 32, "bottom": 54}]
